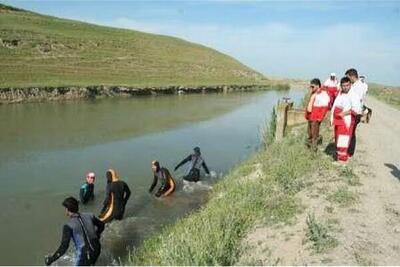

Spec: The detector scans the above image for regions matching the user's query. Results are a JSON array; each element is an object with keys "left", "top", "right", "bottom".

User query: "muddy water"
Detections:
[{"left": 0, "top": 90, "right": 303, "bottom": 265}]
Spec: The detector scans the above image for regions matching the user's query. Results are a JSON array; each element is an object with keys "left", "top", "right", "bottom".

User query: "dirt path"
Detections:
[
  {"left": 338, "top": 96, "right": 400, "bottom": 265},
  {"left": 238, "top": 97, "right": 400, "bottom": 265}
]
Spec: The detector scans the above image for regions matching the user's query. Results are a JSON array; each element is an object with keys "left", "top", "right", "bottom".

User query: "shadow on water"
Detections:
[{"left": 384, "top": 163, "right": 400, "bottom": 181}]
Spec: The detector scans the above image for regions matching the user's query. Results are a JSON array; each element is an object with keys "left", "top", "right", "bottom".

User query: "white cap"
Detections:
[{"left": 330, "top": 72, "right": 336, "bottom": 77}]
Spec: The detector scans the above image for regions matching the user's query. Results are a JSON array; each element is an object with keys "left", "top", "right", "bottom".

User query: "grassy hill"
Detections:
[
  {"left": 0, "top": 3, "right": 266, "bottom": 88},
  {"left": 368, "top": 83, "right": 400, "bottom": 109}
]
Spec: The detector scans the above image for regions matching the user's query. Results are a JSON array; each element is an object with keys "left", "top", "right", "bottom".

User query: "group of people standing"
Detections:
[
  {"left": 305, "top": 68, "right": 369, "bottom": 164},
  {"left": 45, "top": 147, "right": 210, "bottom": 266}
]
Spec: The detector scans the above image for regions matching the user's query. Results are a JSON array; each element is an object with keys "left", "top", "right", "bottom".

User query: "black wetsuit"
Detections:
[
  {"left": 175, "top": 154, "right": 210, "bottom": 182},
  {"left": 46, "top": 213, "right": 104, "bottom": 266},
  {"left": 100, "top": 180, "right": 131, "bottom": 222},
  {"left": 149, "top": 167, "right": 175, "bottom": 197},
  {"left": 80, "top": 183, "right": 94, "bottom": 204}
]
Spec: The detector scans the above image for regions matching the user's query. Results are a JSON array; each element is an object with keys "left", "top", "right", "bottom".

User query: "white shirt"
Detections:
[
  {"left": 323, "top": 78, "right": 338, "bottom": 88},
  {"left": 331, "top": 92, "right": 352, "bottom": 128},
  {"left": 350, "top": 79, "right": 368, "bottom": 107},
  {"left": 313, "top": 90, "right": 330, "bottom": 107}
]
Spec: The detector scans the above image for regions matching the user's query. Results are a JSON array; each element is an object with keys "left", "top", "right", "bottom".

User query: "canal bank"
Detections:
[
  {"left": 127, "top": 96, "right": 346, "bottom": 266},
  {"left": 0, "top": 83, "right": 289, "bottom": 104}
]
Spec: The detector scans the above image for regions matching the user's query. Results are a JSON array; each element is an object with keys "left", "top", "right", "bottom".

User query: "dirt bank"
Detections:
[{"left": 0, "top": 84, "right": 287, "bottom": 104}]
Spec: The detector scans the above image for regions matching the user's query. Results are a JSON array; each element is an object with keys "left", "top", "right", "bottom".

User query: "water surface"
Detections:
[{"left": 0, "top": 90, "right": 303, "bottom": 265}]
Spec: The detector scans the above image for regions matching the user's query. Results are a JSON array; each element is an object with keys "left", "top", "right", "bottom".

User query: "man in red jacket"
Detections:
[{"left": 305, "top": 78, "right": 330, "bottom": 151}]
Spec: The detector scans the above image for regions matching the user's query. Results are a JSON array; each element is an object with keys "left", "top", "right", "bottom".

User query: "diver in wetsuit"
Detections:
[
  {"left": 149, "top": 160, "right": 176, "bottom": 197},
  {"left": 80, "top": 172, "right": 95, "bottom": 205},
  {"left": 45, "top": 197, "right": 104, "bottom": 266},
  {"left": 174, "top": 147, "right": 210, "bottom": 182},
  {"left": 99, "top": 169, "right": 131, "bottom": 223}
]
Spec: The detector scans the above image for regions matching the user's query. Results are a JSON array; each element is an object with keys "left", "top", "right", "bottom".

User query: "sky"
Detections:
[{"left": 3, "top": 0, "right": 400, "bottom": 85}]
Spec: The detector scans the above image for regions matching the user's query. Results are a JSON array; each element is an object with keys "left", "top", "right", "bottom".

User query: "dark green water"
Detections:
[{"left": 0, "top": 90, "right": 303, "bottom": 265}]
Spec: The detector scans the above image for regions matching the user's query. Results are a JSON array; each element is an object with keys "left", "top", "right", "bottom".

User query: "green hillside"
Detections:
[{"left": 0, "top": 3, "right": 266, "bottom": 88}]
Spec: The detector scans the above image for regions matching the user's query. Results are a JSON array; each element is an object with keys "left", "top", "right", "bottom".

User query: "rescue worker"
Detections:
[
  {"left": 45, "top": 197, "right": 104, "bottom": 266},
  {"left": 345, "top": 68, "right": 366, "bottom": 157},
  {"left": 174, "top": 147, "right": 210, "bottom": 182},
  {"left": 149, "top": 160, "right": 176, "bottom": 197},
  {"left": 330, "top": 77, "right": 357, "bottom": 164},
  {"left": 305, "top": 78, "right": 330, "bottom": 151},
  {"left": 99, "top": 169, "right": 131, "bottom": 223},
  {"left": 323, "top": 72, "right": 339, "bottom": 108},
  {"left": 80, "top": 172, "right": 95, "bottom": 205}
]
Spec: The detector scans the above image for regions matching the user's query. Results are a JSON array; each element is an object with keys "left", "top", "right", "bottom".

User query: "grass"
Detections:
[
  {"left": 369, "top": 83, "right": 400, "bottom": 109},
  {"left": 327, "top": 186, "right": 357, "bottom": 207},
  {"left": 261, "top": 107, "right": 277, "bottom": 147},
  {"left": 127, "top": 111, "right": 333, "bottom": 265},
  {"left": 0, "top": 4, "right": 277, "bottom": 89},
  {"left": 306, "top": 213, "right": 338, "bottom": 254},
  {"left": 338, "top": 166, "right": 361, "bottom": 186},
  {"left": 354, "top": 251, "right": 376, "bottom": 266}
]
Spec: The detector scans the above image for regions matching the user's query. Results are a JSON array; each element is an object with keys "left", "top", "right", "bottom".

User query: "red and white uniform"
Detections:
[
  {"left": 323, "top": 78, "right": 339, "bottom": 107},
  {"left": 330, "top": 93, "right": 355, "bottom": 162},
  {"left": 305, "top": 90, "right": 330, "bottom": 122}
]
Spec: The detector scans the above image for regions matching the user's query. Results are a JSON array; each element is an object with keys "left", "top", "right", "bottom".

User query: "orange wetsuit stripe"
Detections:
[
  {"left": 162, "top": 177, "right": 175, "bottom": 197},
  {"left": 99, "top": 193, "right": 114, "bottom": 222}
]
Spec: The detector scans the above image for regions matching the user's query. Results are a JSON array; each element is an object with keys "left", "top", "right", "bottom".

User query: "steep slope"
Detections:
[{"left": 0, "top": 3, "right": 266, "bottom": 88}]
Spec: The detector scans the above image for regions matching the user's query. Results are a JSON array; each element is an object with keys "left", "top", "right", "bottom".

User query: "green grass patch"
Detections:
[
  {"left": 354, "top": 251, "right": 376, "bottom": 266},
  {"left": 338, "top": 166, "right": 361, "bottom": 186},
  {"left": 0, "top": 6, "right": 274, "bottom": 89},
  {"left": 369, "top": 84, "right": 400, "bottom": 109},
  {"left": 262, "top": 107, "right": 277, "bottom": 147},
  {"left": 327, "top": 186, "right": 357, "bottom": 207},
  {"left": 306, "top": 213, "right": 338, "bottom": 254}
]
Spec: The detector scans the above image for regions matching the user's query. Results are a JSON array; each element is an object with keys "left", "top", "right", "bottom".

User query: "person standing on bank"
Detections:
[
  {"left": 323, "top": 72, "right": 339, "bottom": 108},
  {"left": 330, "top": 77, "right": 357, "bottom": 164},
  {"left": 345, "top": 68, "right": 365, "bottom": 157},
  {"left": 305, "top": 78, "right": 330, "bottom": 151},
  {"left": 45, "top": 197, "right": 104, "bottom": 266},
  {"left": 174, "top": 147, "right": 210, "bottom": 182},
  {"left": 99, "top": 169, "right": 131, "bottom": 223}
]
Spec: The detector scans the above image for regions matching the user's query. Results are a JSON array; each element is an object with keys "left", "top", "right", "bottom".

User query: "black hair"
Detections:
[
  {"left": 152, "top": 161, "right": 160, "bottom": 168},
  {"left": 310, "top": 78, "right": 321, "bottom": 87},
  {"left": 152, "top": 160, "right": 160, "bottom": 172},
  {"left": 340, "top": 76, "right": 351, "bottom": 84},
  {"left": 193, "top": 147, "right": 201, "bottom": 154},
  {"left": 62, "top": 197, "right": 79, "bottom": 213},
  {"left": 345, "top": 68, "right": 358, "bottom": 78}
]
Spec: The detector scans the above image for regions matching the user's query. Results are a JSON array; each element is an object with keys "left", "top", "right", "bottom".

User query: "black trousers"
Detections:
[
  {"left": 183, "top": 168, "right": 200, "bottom": 182},
  {"left": 348, "top": 115, "right": 361, "bottom": 157},
  {"left": 76, "top": 241, "right": 101, "bottom": 266}
]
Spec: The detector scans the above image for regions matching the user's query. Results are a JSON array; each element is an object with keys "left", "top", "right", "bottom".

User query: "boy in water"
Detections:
[
  {"left": 149, "top": 160, "right": 176, "bottom": 197},
  {"left": 80, "top": 172, "right": 95, "bottom": 204}
]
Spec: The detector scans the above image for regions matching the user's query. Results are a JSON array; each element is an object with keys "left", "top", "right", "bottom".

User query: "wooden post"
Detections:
[{"left": 275, "top": 99, "right": 294, "bottom": 141}]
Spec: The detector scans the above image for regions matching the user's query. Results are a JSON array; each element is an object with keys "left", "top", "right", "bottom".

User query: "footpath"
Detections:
[{"left": 238, "top": 97, "right": 400, "bottom": 265}]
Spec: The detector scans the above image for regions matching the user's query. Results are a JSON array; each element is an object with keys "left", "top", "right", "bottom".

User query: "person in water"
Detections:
[
  {"left": 149, "top": 160, "right": 176, "bottom": 197},
  {"left": 174, "top": 147, "right": 210, "bottom": 182},
  {"left": 45, "top": 197, "right": 104, "bottom": 266},
  {"left": 98, "top": 169, "right": 131, "bottom": 223},
  {"left": 80, "top": 172, "right": 95, "bottom": 205}
]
